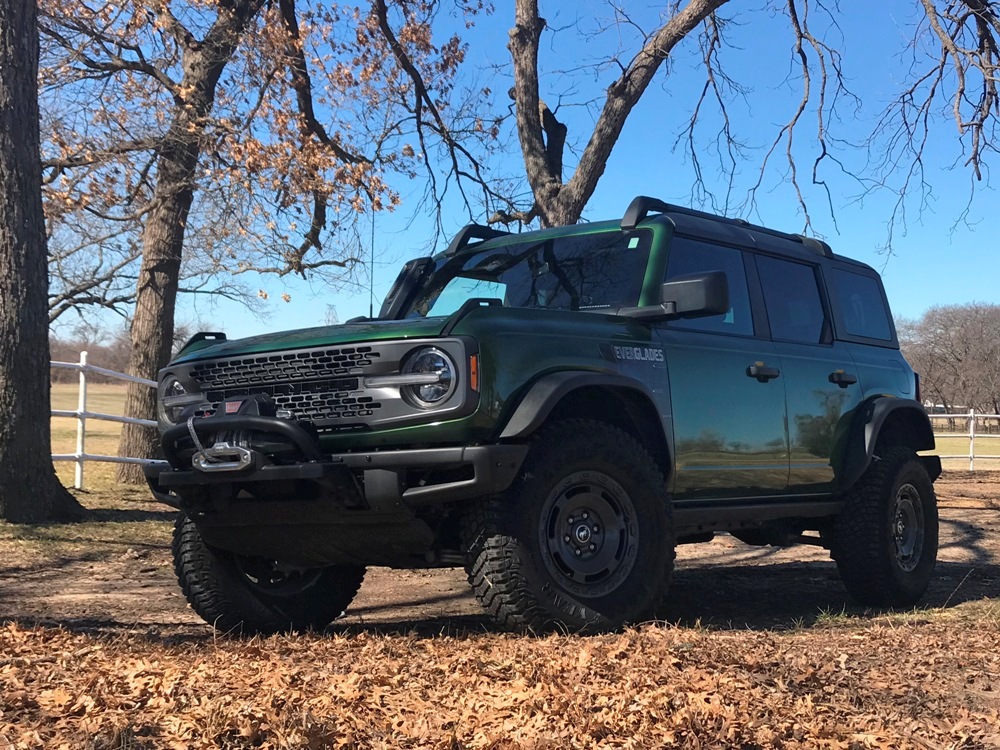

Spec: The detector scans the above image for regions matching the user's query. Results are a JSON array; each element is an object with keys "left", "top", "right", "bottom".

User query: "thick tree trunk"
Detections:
[
  {"left": 115, "top": 161, "right": 193, "bottom": 482},
  {"left": 115, "top": 0, "right": 264, "bottom": 483},
  {"left": 0, "top": 0, "right": 85, "bottom": 521}
]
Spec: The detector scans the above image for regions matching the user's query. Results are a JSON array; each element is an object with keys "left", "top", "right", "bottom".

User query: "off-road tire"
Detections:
[
  {"left": 172, "top": 514, "right": 366, "bottom": 635},
  {"left": 830, "top": 446, "right": 938, "bottom": 607},
  {"left": 462, "top": 419, "right": 674, "bottom": 633}
]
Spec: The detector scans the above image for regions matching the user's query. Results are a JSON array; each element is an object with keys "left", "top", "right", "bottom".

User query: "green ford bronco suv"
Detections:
[{"left": 145, "top": 196, "right": 941, "bottom": 634}]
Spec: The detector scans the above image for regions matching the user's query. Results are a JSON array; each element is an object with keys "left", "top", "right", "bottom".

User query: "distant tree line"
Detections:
[
  {"left": 898, "top": 303, "right": 1000, "bottom": 416},
  {"left": 49, "top": 334, "right": 128, "bottom": 384}
]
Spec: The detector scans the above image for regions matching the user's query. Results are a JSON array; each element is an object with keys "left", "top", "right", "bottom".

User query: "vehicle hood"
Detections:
[{"left": 171, "top": 317, "right": 450, "bottom": 364}]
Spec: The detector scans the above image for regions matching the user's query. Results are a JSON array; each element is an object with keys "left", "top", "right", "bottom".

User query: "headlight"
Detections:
[
  {"left": 157, "top": 375, "right": 203, "bottom": 425},
  {"left": 400, "top": 347, "right": 456, "bottom": 408}
]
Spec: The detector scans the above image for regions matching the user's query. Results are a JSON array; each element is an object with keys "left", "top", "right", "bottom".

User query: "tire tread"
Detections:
[
  {"left": 462, "top": 419, "right": 674, "bottom": 633},
  {"left": 830, "top": 446, "right": 937, "bottom": 607},
  {"left": 172, "top": 514, "right": 365, "bottom": 635}
]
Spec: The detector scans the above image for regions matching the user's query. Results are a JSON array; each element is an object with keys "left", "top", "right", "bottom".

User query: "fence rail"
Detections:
[
  {"left": 50, "top": 351, "right": 157, "bottom": 489},
  {"left": 928, "top": 411, "right": 1000, "bottom": 471}
]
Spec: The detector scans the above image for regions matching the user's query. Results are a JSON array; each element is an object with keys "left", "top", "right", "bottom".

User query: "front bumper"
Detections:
[
  {"left": 146, "top": 411, "right": 528, "bottom": 566},
  {"left": 145, "top": 442, "right": 528, "bottom": 511}
]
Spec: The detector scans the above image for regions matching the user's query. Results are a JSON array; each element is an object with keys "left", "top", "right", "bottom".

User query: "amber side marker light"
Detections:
[{"left": 469, "top": 354, "right": 480, "bottom": 392}]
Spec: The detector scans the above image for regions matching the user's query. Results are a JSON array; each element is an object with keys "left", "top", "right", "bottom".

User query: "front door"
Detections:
[{"left": 657, "top": 237, "right": 788, "bottom": 500}]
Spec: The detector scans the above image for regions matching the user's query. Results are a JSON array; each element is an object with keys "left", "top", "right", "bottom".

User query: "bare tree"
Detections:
[
  {"left": 494, "top": 1, "right": 1000, "bottom": 234},
  {"left": 495, "top": 0, "right": 729, "bottom": 228},
  {"left": 0, "top": 0, "right": 84, "bottom": 522},
  {"left": 901, "top": 303, "right": 1000, "bottom": 414}
]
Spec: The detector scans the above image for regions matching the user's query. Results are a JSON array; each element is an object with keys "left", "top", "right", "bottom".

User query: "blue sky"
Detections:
[{"left": 180, "top": 1, "right": 999, "bottom": 339}]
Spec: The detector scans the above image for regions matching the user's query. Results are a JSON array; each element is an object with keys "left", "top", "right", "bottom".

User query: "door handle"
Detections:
[
  {"left": 746, "top": 363, "right": 780, "bottom": 383},
  {"left": 828, "top": 370, "right": 858, "bottom": 388}
]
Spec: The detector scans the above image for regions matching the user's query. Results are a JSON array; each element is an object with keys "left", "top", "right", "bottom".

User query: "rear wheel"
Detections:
[
  {"left": 830, "top": 447, "right": 938, "bottom": 607},
  {"left": 463, "top": 420, "right": 674, "bottom": 633},
  {"left": 172, "top": 514, "right": 365, "bottom": 635}
]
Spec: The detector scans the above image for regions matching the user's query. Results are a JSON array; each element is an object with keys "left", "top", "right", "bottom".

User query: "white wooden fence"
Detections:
[
  {"left": 50, "top": 351, "right": 157, "bottom": 489},
  {"left": 928, "top": 411, "right": 1000, "bottom": 471}
]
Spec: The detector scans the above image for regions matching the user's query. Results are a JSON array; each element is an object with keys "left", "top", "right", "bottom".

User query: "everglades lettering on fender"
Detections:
[{"left": 602, "top": 343, "right": 665, "bottom": 363}]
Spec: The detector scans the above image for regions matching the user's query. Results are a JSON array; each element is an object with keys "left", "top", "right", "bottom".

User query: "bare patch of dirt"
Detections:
[{"left": 0, "top": 472, "right": 998, "bottom": 634}]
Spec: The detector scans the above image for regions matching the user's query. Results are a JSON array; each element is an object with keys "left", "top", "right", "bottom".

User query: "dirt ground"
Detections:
[
  {"left": 2, "top": 472, "right": 1000, "bottom": 748},
  {"left": 0, "top": 472, "right": 997, "bottom": 635}
]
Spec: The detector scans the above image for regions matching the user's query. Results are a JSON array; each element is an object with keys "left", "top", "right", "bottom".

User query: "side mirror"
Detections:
[
  {"left": 618, "top": 271, "right": 729, "bottom": 322},
  {"left": 661, "top": 271, "right": 729, "bottom": 318}
]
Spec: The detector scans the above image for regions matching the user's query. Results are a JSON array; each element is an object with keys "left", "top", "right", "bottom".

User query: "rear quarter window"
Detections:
[{"left": 832, "top": 268, "right": 893, "bottom": 341}]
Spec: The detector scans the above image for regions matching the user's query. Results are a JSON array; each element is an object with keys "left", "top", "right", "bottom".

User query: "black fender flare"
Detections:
[
  {"left": 498, "top": 370, "right": 664, "bottom": 440},
  {"left": 839, "top": 397, "right": 939, "bottom": 490}
]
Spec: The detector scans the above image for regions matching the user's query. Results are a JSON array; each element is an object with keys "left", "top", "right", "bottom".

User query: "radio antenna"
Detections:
[{"left": 368, "top": 196, "right": 375, "bottom": 319}]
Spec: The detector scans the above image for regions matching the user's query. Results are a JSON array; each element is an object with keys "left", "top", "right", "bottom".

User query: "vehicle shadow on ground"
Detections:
[
  {"left": 3, "top": 556, "right": 995, "bottom": 642},
  {"left": 328, "top": 560, "right": 1000, "bottom": 638},
  {"left": 2, "top": 513, "right": 996, "bottom": 641},
  {"left": 937, "top": 511, "right": 997, "bottom": 567},
  {"left": 86, "top": 508, "right": 178, "bottom": 524},
  {"left": 661, "top": 559, "right": 998, "bottom": 630}
]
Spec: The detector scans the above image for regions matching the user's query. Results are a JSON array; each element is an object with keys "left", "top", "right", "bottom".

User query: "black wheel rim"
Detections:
[
  {"left": 235, "top": 556, "right": 322, "bottom": 596},
  {"left": 539, "top": 470, "right": 639, "bottom": 599},
  {"left": 892, "top": 482, "right": 925, "bottom": 573}
]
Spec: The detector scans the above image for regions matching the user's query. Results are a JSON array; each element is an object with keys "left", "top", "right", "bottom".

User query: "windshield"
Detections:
[{"left": 406, "top": 229, "right": 652, "bottom": 318}]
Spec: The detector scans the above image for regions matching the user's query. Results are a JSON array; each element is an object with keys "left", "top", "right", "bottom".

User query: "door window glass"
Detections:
[
  {"left": 665, "top": 237, "right": 753, "bottom": 336},
  {"left": 756, "top": 255, "right": 826, "bottom": 344}
]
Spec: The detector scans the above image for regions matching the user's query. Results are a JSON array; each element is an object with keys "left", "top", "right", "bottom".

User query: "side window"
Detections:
[
  {"left": 831, "top": 268, "right": 893, "bottom": 341},
  {"left": 755, "top": 255, "right": 826, "bottom": 344},
  {"left": 665, "top": 237, "right": 753, "bottom": 336}
]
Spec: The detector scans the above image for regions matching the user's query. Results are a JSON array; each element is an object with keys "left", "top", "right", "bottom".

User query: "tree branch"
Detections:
[
  {"left": 276, "top": 0, "right": 369, "bottom": 165},
  {"left": 37, "top": 20, "right": 181, "bottom": 99}
]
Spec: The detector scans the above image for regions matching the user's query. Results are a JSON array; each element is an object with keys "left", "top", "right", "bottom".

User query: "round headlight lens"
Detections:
[
  {"left": 158, "top": 376, "right": 193, "bottom": 425},
  {"left": 401, "top": 347, "right": 456, "bottom": 407}
]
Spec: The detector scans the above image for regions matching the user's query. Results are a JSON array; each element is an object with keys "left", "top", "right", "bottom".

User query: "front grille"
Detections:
[
  {"left": 188, "top": 346, "right": 383, "bottom": 426},
  {"left": 190, "top": 346, "right": 380, "bottom": 388}
]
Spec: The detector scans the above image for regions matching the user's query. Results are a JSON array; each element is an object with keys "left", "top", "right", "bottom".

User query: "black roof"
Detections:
[
  {"left": 442, "top": 195, "right": 875, "bottom": 273},
  {"left": 622, "top": 195, "right": 833, "bottom": 257}
]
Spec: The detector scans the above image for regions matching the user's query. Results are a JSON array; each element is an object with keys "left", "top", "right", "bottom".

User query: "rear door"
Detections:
[{"left": 753, "top": 254, "right": 864, "bottom": 493}]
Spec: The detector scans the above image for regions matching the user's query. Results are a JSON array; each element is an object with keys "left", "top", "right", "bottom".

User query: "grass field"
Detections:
[
  {"left": 932, "top": 434, "right": 1000, "bottom": 469},
  {"left": 50, "top": 382, "right": 137, "bottom": 492}
]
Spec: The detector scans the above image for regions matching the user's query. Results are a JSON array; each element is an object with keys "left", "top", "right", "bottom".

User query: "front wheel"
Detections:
[
  {"left": 463, "top": 420, "right": 674, "bottom": 633},
  {"left": 830, "top": 447, "right": 938, "bottom": 607},
  {"left": 172, "top": 514, "right": 366, "bottom": 635}
]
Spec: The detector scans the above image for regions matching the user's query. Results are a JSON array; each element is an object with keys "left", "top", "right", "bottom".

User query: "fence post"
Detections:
[
  {"left": 75, "top": 351, "right": 88, "bottom": 490},
  {"left": 969, "top": 408, "right": 976, "bottom": 472}
]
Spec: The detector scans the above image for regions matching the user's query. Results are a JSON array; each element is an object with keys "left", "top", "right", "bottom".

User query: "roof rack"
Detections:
[
  {"left": 796, "top": 235, "right": 833, "bottom": 257},
  {"left": 620, "top": 195, "right": 833, "bottom": 258},
  {"left": 443, "top": 224, "right": 511, "bottom": 256}
]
